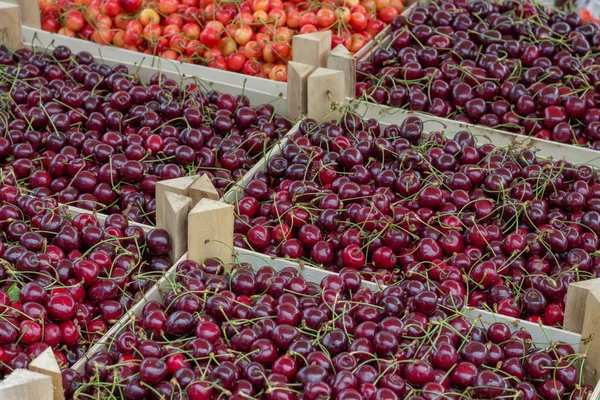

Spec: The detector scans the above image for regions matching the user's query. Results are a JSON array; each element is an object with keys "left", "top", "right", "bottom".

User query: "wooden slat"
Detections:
[
  {"left": 349, "top": 100, "right": 600, "bottom": 167},
  {"left": 327, "top": 45, "right": 356, "bottom": 99},
  {"left": 234, "top": 247, "right": 582, "bottom": 345},
  {"left": 0, "top": 2, "right": 22, "bottom": 50},
  {"left": 292, "top": 31, "right": 332, "bottom": 69},
  {"left": 21, "top": 28, "right": 287, "bottom": 101},
  {"left": 163, "top": 192, "right": 192, "bottom": 262},
  {"left": 28, "top": 348, "right": 64, "bottom": 400},
  {"left": 220, "top": 122, "right": 298, "bottom": 204},
  {"left": 4, "top": 0, "right": 39, "bottom": 28},
  {"left": 187, "top": 199, "right": 234, "bottom": 265},
  {"left": 235, "top": 247, "right": 377, "bottom": 291},
  {"left": 62, "top": 206, "right": 153, "bottom": 233},
  {"left": 565, "top": 280, "right": 600, "bottom": 334},
  {"left": 0, "top": 370, "right": 53, "bottom": 400},
  {"left": 307, "top": 68, "right": 345, "bottom": 121},
  {"left": 21, "top": 29, "right": 288, "bottom": 117},
  {"left": 581, "top": 291, "right": 600, "bottom": 385},
  {"left": 287, "top": 62, "right": 315, "bottom": 120},
  {"left": 156, "top": 176, "right": 197, "bottom": 228},
  {"left": 72, "top": 253, "right": 189, "bottom": 373},
  {"left": 189, "top": 174, "right": 220, "bottom": 205}
]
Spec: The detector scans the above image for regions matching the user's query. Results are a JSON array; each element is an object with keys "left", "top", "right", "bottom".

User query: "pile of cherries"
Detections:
[
  {"left": 357, "top": 0, "right": 600, "bottom": 148},
  {"left": 61, "top": 259, "right": 593, "bottom": 400},
  {"left": 232, "top": 111, "right": 600, "bottom": 327},
  {"left": 0, "top": 184, "right": 171, "bottom": 375},
  {"left": 0, "top": 44, "right": 292, "bottom": 224}
]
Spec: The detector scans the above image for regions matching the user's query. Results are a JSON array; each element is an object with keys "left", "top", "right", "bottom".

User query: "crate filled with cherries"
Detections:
[
  {"left": 357, "top": 0, "right": 600, "bottom": 148},
  {"left": 39, "top": 0, "right": 405, "bottom": 81},
  {"left": 61, "top": 258, "right": 595, "bottom": 399},
  {"left": 0, "top": 44, "right": 292, "bottom": 225},
  {"left": 231, "top": 110, "right": 600, "bottom": 328},
  {"left": 0, "top": 184, "right": 172, "bottom": 376}
]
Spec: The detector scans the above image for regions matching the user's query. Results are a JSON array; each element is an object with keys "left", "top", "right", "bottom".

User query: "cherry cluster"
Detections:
[
  {"left": 0, "top": 45, "right": 292, "bottom": 224},
  {"left": 232, "top": 112, "right": 600, "bottom": 326},
  {"left": 61, "top": 259, "right": 593, "bottom": 400},
  {"left": 0, "top": 184, "right": 171, "bottom": 374},
  {"left": 357, "top": 0, "right": 600, "bottom": 148}
]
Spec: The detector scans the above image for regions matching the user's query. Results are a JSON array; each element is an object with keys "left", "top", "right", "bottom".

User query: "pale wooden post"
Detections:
[
  {"left": 564, "top": 279, "right": 600, "bottom": 333},
  {"left": 292, "top": 31, "right": 332, "bottom": 68},
  {"left": 307, "top": 68, "right": 345, "bottom": 122},
  {"left": 5, "top": 0, "right": 39, "bottom": 28},
  {"left": 0, "top": 369, "right": 53, "bottom": 400},
  {"left": 156, "top": 174, "right": 222, "bottom": 262},
  {"left": 155, "top": 176, "right": 198, "bottom": 228},
  {"left": 187, "top": 199, "right": 234, "bottom": 266},
  {"left": 189, "top": 174, "right": 219, "bottom": 205},
  {"left": 28, "top": 348, "right": 65, "bottom": 400},
  {"left": 580, "top": 290, "right": 600, "bottom": 385},
  {"left": 0, "top": 2, "right": 22, "bottom": 51},
  {"left": 287, "top": 61, "right": 315, "bottom": 120},
  {"left": 327, "top": 45, "right": 356, "bottom": 99},
  {"left": 163, "top": 191, "right": 192, "bottom": 262}
]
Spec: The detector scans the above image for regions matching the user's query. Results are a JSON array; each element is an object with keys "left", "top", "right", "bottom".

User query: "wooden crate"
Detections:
[
  {"left": 9, "top": 40, "right": 297, "bottom": 256},
  {"left": 342, "top": 1, "right": 600, "bottom": 166},
  {"left": 21, "top": 28, "right": 287, "bottom": 104},
  {"left": 218, "top": 115, "right": 600, "bottom": 383},
  {"left": 346, "top": 100, "right": 600, "bottom": 167},
  {"left": 21, "top": 29, "right": 287, "bottom": 118},
  {"left": 0, "top": 203, "right": 173, "bottom": 398},
  {"left": 21, "top": 5, "right": 417, "bottom": 121},
  {"left": 0, "top": 192, "right": 229, "bottom": 397},
  {"left": 60, "top": 248, "right": 598, "bottom": 394}
]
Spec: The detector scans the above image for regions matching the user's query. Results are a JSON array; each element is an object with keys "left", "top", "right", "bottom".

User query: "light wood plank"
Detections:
[
  {"left": 189, "top": 174, "right": 219, "bottom": 205},
  {"left": 0, "top": 2, "right": 22, "bottom": 51},
  {"left": 163, "top": 192, "right": 192, "bottom": 262},
  {"left": 187, "top": 199, "right": 234, "bottom": 265},
  {"left": 292, "top": 31, "right": 332, "bottom": 68},
  {"left": 4, "top": 0, "right": 39, "bottom": 28},
  {"left": 156, "top": 176, "right": 197, "bottom": 228},
  {"left": 0, "top": 370, "right": 53, "bottom": 400},
  {"left": 327, "top": 45, "right": 356, "bottom": 99},
  {"left": 564, "top": 280, "right": 600, "bottom": 333},
  {"left": 307, "top": 68, "right": 345, "bottom": 121},
  {"left": 581, "top": 291, "right": 600, "bottom": 385},
  {"left": 287, "top": 62, "right": 315, "bottom": 120},
  {"left": 22, "top": 28, "right": 287, "bottom": 102},
  {"left": 28, "top": 347, "right": 64, "bottom": 400}
]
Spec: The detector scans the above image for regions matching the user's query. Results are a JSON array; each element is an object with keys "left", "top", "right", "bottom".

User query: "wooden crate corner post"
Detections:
[
  {"left": 0, "top": 2, "right": 22, "bottom": 51},
  {"left": 581, "top": 289, "right": 600, "bottom": 385},
  {"left": 564, "top": 279, "right": 600, "bottom": 334},
  {"left": 155, "top": 176, "right": 198, "bottom": 228},
  {"left": 307, "top": 68, "right": 346, "bottom": 122},
  {"left": 187, "top": 199, "right": 234, "bottom": 266},
  {"left": 0, "top": 369, "right": 54, "bottom": 400},
  {"left": 163, "top": 191, "right": 192, "bottom": 262},
  {"left": 28, "top": 347, "right": 65, "bottom": 400},
  {"left": 5, "top": 0, "right": 40, "bottom": 29},
  {"left": 189, "top": 174, "right": 219, "bottom": 205},
  {"left": 287, "top": 61, "right": 315, "bottom": 120},
  {"left": 156, "top": 175, "right": 222, "bottom": 261},
  {"left": 327, "top": 44, "right": 356, "bottom": 99},
  {"left": 292, "top": 31, "right": 332, "bottom": 69}
]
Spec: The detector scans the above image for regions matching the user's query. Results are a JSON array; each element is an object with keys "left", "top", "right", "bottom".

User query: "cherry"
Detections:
[
  {"left": 405, "top": 360, "right": 434, "bottom": 386},
  {"left": 187, "top": 382, "right": 213, "bottom": 400},
  {"left": 524, "top": 352, "right": 552, "bottom": 379}
]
